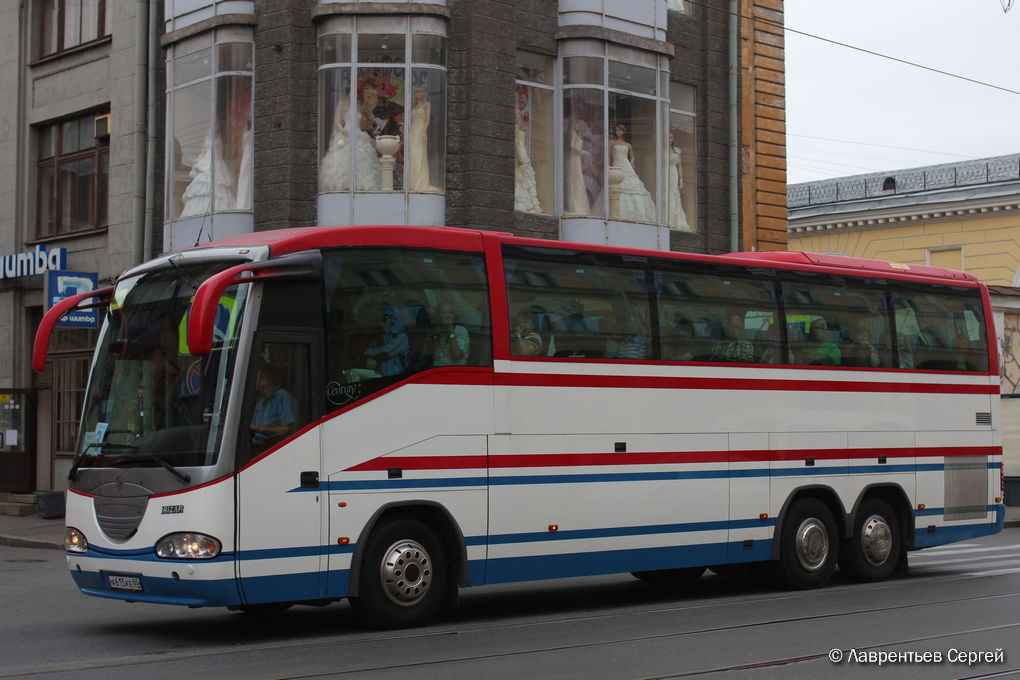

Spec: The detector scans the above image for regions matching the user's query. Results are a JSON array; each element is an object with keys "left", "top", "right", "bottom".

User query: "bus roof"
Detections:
[{"left": 186, "top": 225, "right": 980, "bottom": 286}]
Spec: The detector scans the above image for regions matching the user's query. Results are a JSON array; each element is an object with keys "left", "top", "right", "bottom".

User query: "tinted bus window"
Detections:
[
  {"left": 322, "top": 248, "right": 491, "bottom": 408},
  {"left": 893, "top": 287, "right": 988, "bottom": 371},
  {"left": 504, "top": 246, "right": 652, "bottom": 360},
  {"left": 654, "top": 264, "right": 780, "bottom": 364},
  {"left": 782, "top": 277, "right": 893, "bottom": 368}
]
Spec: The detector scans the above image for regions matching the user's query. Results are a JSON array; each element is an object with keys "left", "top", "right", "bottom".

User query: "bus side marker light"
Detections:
[
  {"left": 995, "top": 497, "right": 1003, "bottom": 504},
  {"left": 338, "top": 537, "right": 350, "bottom": 545},
  {"left": 337, "top": 502, "right": 347, "bottom": 508},
  {"left": 759, "top": 513, "right": 769, "bottom": 520},
  {"left": 549, "top": 525, "right": 558, "bottom": 532},
  {"left": 917, "top": 504, "right": 926, "bottom": 510}
]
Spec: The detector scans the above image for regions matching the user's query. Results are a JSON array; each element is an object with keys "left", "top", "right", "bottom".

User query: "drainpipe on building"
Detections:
[
  {"left": 728, "top": 0, "right": 741, "bottom": 252},
  {"left": 144, "top": 0, "right": 158, "bottom": 261},
  {"left": 133, "top": 0, "right": 149, "bottom": 266}
]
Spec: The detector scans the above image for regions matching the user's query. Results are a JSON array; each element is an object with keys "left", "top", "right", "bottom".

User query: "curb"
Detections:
[{"left": 0, "top": 535, "right": 63, "bottom": 551}]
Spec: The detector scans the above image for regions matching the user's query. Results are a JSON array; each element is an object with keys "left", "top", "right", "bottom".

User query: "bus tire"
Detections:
[
  {"left": 773, "top": 498, "right": 838, "bottom": 589},
  {"left": 839, "top": 498, "right": 900, "bottom": 582},
  {"left": 351, "top": 518, "right": 448, "bottom": 629},
  {"left": 631, "top": 567, "right": 705, "bottom": 586}
]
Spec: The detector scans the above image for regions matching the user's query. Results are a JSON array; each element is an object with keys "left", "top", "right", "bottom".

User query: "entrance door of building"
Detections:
[{"left": 0, "top": 390, "right": 34, "bottom": 492}]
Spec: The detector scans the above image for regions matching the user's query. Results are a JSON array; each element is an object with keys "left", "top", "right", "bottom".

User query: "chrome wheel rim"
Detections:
[
  {"left": 795, "top": 517, "right": 829, "bottom": 572},
  {"left": 860, "top": 514, "right": 893, "bottom": 567},
  {"left": 379, "top": 539, "right": 432, "bottom": 607}
]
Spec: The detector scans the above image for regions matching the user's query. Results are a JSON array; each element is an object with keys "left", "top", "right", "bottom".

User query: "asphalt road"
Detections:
[{"left": 2, "top": 529, "right": 1020, "bottom": 680}]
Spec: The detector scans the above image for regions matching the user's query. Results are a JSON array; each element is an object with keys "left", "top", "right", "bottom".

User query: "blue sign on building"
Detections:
[{"left": 46, "top": 270, "right": 100, "bottom": 328}]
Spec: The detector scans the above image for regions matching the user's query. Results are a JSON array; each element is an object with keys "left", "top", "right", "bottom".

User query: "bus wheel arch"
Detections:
[
  {"left": 771, "top": 488, "right": 845, "bottom": 589},
  {"left": 348, "top": 502, "right": 466, "bottom": 615}
]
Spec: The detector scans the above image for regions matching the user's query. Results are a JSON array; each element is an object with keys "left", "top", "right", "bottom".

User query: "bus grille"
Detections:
[
  {"left": 943, "top": 456, "right": 988, "bottom": 521},
  {"left": 94, "top": 496, "right": 148, "bottom": 540}
]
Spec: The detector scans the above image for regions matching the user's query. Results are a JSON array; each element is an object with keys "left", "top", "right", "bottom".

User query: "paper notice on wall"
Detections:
[{"left": 4, "top": 430, "right": 16, "bottom": 447}]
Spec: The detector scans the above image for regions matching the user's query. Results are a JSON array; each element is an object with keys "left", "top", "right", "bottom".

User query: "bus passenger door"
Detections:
[{"left": 235, "top": 334, "right": 325, "bottom": 605}]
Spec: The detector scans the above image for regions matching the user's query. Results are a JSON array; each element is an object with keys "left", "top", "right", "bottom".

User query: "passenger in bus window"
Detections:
[
  {"left": 428, "top": 302, "right": 469, "bottom": 366},
  {"left": 511, "top": 309, "right": 542, "bottom": 356},
  {"left": 803, "top": 318, "right": 841, "bottom": 366},
  {"left": 364, "top": 305, "right": 410, "bottom": 376},
  {"left": 250, "top": 362, "right": 298, "bottom": 445},
  {"left": 711, "top": 308, "right": 754, "bottom": 363},
  {"left": 608, "top": 307, "right": 649, "bottom": 360},
  {"left": 845, "top": 321, "right": 881, "bottom": 368},
  {"left": 663, "top": 317, "right": 696, "bottom": 361}
]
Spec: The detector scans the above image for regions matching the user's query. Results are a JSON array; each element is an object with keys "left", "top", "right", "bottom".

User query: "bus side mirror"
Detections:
[
  {"left": 187, "top": 251, "right": 321, "bottom": 356},
  {"left": 33, "top": 286, "right": 115, "bottom": 372}
]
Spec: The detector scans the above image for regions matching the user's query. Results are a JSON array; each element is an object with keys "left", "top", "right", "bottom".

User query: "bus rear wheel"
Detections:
[
  {"left": 350, "top": 518, "right": 448, "bottom": 629},
  {"left": 839, "top": 498, "right": 901, "bottom": 582},
  {"left": 773, "top": 498, "right": 838, "bottom": 589}
]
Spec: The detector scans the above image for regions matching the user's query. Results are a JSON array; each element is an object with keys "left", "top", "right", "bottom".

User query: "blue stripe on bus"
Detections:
[
  {"left": 484, "top": 518, "right": 776, "bottom": 545},
  {"left": 296, "top": 461, "right": 995, "bottom": 492},
  {"left": 913, "top": 519, "right": 1002, "bottom": 548}
]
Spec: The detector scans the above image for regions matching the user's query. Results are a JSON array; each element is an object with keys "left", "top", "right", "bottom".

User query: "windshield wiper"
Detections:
[
  {"left": 107, "top": 452, "right": 192, "bottom": 485},
  {"left": 68, "top": 443, "right": 138, "bottom": 482}
]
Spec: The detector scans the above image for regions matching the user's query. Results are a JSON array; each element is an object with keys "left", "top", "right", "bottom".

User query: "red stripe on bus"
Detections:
[
  {"left": 345, "top": 445, "right": 1000, "bottom": 471},
  {"left": 483, "top": 372, "right": 998, "bottom": 394}
]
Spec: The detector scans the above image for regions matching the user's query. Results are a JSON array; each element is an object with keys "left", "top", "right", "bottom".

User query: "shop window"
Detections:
[
  {"left": 561, "top": 45, "right": 669, "bottom": 223},
  {"left": 318, "top": 17, "right": 447, "bottom": 196},
  {"left": 36, "top": 112, "right": 110, "bottom": 239},
  {"left": 39, "top": 0, "right": 110, "bottom": 58},
  {"left": 668, "top": 82, "right": 697, "bottom": 231},
  {"left": 514, "top": 51, "right": 555, "bottom": 215},
  {"left": 166, "top": 29, "right": 253, "bottom": 220}
]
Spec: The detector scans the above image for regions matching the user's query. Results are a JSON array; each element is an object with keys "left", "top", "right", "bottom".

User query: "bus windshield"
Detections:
[{"left": 71, "top": 262, "right": 249, "bottom": 475}]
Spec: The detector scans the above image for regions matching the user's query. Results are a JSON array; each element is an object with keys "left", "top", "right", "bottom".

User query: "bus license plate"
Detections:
[{"left": 107, "top": 574, "right": 143, "bottom": 592}]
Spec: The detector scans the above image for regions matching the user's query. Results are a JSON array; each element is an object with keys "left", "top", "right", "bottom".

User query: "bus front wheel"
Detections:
[
  {"left": 773, "top": 498, "right": 838, "bottom": 589},
  {"left": 839, "top": 498, "right": 901, "bottom": 582},
  {"left": 350, "top": 518, "right": 448, "bottom": 629}
]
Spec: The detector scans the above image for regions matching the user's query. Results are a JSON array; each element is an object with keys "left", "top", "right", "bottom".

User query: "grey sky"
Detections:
[{"left": 784, "top": 0, "right": 1020, "bottom": 184}]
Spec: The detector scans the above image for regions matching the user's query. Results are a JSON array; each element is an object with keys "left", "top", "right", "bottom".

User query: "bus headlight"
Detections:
[
  {"left": 65, "top": 527, "right": 88, "bottom": 554},
  {"left": 155, "top": 533, "right": 221, "bottom": 560}
]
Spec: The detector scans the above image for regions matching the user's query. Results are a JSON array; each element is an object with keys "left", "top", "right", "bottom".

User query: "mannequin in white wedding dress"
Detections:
[
  {"left": 234, "top": 118, "right": 253, "bottom": 211},
  {"left": 564, "top": 119, "right": 592, "bottom": 216},
  {"left": 181, "top": 131, "right": 235, "bottom": 217},
  {"left": 514, "top": 107, "right": 542, "bottom": 213},
  {"left": 409, "top": 87, "right": 440, "bottom": 191},
  {"left": 606, "top": 124, "right": 655, "bottom": 223},
  {"left": 319, "top": 95, "right": 381, "bottom": 192},
  {"left": 668, "top": 129, "right": 690, "bottom": 230}
]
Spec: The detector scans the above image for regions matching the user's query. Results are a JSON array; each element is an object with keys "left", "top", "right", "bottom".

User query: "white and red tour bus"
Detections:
[{"left": 34, "top": 225, "right": 1005, "bottom": 627}]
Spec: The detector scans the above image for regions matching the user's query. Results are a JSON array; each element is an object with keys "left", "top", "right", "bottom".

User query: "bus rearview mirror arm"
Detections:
[
  {"left": 33, "top": 286, "right": 116, "bottom": 372},
  {"left": 187, "top": 251, "right": 322, "bottom": 356}
]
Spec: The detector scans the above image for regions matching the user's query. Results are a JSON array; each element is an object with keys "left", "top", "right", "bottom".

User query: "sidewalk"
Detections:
[{"left": 2, "top": 505, "right": 1020, "bottom": 552}]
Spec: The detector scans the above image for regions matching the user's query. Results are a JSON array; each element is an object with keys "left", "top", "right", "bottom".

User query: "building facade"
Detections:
[{"left": 1, "top": 0, "right": 788, "bottom": 493}]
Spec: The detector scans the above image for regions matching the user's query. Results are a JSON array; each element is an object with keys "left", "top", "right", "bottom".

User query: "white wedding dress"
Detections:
[
  {"left": 608, "top": 143, "right": 656, "bottom": 223},
  {"left": 565, "top": 129, "right": 591, "bottom": 216},
  {"left": 514, "top": 122, "right": 542, "bottom": 213},
  {"left": 319, "top": 122, "right": 382, "bottom": 192},
  {"left": 181, "top": 134, "right": 235, "bottom": 217},
  {"left": 668, "top": 146, "right": 690, "bottom": 230}
]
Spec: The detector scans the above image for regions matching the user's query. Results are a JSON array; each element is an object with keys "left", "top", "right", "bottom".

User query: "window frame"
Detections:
[
  {"left": 38, "top": 0, "right": 111, "bottom": 60},
  {"left": 35, "top": 111, "right": 110, "bottom": 240}
]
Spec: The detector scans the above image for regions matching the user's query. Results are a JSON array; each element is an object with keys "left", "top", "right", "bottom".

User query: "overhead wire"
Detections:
[{"left": 681, "top": 0, "right": 1020, "bottom": 97}]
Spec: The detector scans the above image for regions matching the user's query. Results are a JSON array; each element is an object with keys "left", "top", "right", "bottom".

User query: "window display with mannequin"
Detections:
[
  {"left": 320, "top": 92, "right": 382, "bottom": 192},
  {"left": 515, "top": 107, "right": 541, "bottom": 213},
  {"left": 668, "top": 128, "right": 690, "bottom": 230},
  {"left": 603, "top": 123, "right": 655, "bottom": 223}
]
